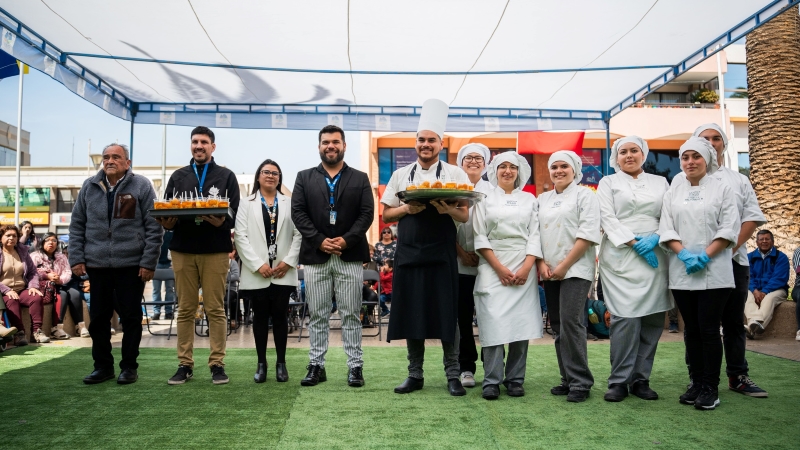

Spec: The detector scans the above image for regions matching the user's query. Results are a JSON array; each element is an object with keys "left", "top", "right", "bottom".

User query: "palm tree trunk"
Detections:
[{"left": 746, "top": 5, "right": 800, "bottom": 267}]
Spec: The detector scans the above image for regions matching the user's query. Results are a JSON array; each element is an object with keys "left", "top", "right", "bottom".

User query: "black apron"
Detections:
[{"left": 387, "top": 200, "right": 459, "bottom": 343}]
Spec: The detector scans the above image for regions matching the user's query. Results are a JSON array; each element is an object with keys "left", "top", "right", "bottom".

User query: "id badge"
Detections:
[
  {"left": 329, "top": 211, "right": 337, "bottom": 225},
  {"left": 268, "top": 244, "right": 277, "bottom": 261}
]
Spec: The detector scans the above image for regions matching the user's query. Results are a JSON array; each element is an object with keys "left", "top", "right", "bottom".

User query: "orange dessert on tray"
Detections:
[
  {"left": 444, "top": 182, "right": 457, "bottom": 189},
  {"left": 431, "top": 180, "right": 444, "bottom": 189},
  {"left": 207, "top": 197, "right": 219, "bottom": 207},
  {"left": 419, "top": 181, "right": 431, "bottom": 189},
  {"left": 406, "top": 184, "right": 418, "bottom": 191},
  {"left": 457, "top": 183, "right": 469, "bottom": 191},
  {"left": 169, "top": 198, "right": 180, "bottom": 208}
]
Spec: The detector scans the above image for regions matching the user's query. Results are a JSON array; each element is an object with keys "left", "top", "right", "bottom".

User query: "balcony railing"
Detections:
[{"left": 632, "top": 102, "right": 723, "bottom": 109}]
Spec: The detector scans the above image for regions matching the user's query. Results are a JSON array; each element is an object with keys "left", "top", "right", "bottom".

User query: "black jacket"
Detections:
[
  {"left": 291, "top": 163, "right": 374, "bottom": 265},
  {"left": 165, "top": 158, "right": 240, "bottom": 254}
]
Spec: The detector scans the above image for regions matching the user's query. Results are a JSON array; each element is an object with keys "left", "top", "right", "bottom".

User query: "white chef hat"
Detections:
[
  {"left": 487, "top": 151, "right": 531, "bottom": 190},
  {"left": 609, "top": 136, "right": 649, "bottom": 172},
  {"left": 457, "top": 143, "right": 491, "bottom": 175},
  {"left": 547, "top": 150, "right": 583, "bottom": 185},
  {"left": 679, "top": 136, "right": 719, "bottom": 174},
  {"left": 692, "top": 123, "right": 728, "bottom": 153},
  {"left": 417, "top": 99, "right": 449, "bottom": 139}
]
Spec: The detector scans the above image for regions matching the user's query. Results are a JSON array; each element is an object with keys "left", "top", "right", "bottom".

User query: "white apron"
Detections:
[
  {"left": 473, "top": 188, "right": 543, "bottom": 346},
  {"left": 597, "top": 173, "right": 672, "bottom": 318}
]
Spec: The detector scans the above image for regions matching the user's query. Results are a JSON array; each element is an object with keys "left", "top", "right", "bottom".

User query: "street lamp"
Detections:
[{"left": 89, "top": 153, "right": 103, "bottom": 170}]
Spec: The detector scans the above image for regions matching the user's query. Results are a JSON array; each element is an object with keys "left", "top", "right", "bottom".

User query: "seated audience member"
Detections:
[
  {"left": 31, "top": 233, "right": 84, "bottom": 339},
  {"left": 0, "top": 224, "right": 48, "bottom": 345},
  {"left": 379, "top": 260, "right": 393, "bottom": 317},
  {"left": 744, "top": 230, "right": 789, "bottom": 339}
]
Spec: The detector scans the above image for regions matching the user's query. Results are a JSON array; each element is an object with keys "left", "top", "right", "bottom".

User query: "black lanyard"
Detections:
[
  {"left": 192, "top": 163, "right": 209, "bottom": 195},
  {"left": 325, "top": 173, "right": 342, "bottom": 211},
  {"left": 408, "top": 161, "right": 442, "bottom": 183}
]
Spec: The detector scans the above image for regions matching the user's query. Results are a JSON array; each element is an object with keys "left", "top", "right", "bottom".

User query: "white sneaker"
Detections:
[
  {"left": 110, "top": 327, "right": 117, "bottom": 336},
  {"left": 796, "top": 330, "right": 800, "bottom": 342},
  {"left": 51, "top": 324, "right": 70, "bottom": 340},
  {"left": 78, "top": 322, "right": 90, "bottom": 338},
  {"left": 33, "top": 328, "right": 51, "bottom": 343},
  {"left": 460, "top": 371, "right": 476, "bottom": 388}
]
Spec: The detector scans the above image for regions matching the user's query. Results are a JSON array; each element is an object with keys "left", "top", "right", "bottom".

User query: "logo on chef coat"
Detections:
[
  {"left": 505, "top": 200, "right": 518, "bottom": 207},
  {"left": 685, "top": 190, "right": 703, "bottom": 202},
  {"left": 551, "top": 200, "right": 562, "bottom": 208}
]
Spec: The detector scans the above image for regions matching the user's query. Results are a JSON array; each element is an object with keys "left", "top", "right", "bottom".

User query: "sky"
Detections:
[{"left": 0, "top": 70, "right": 361, "bottom": 189}]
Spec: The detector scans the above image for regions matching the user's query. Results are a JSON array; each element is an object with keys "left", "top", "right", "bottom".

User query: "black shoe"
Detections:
[
  {"left": 630, "top": 380, "right": 658, "bottom": 400},
  {"left": 448, "top": 378, "right": 466, "bottom": 396},
  {"left": 83, "top": 369, "right": 115, "bottom": 385},
  {"left": 117, "top": 369, "right": 138, "bottom": 385},
  {"left": 254, "top": 363, "right": 267, "bottom": 383},
  {"left": 504, "top": 381, "right": 525, "bottom": 397},
  {"left": 211, "top": 365, "right": 229, "bottom": 385},
  {"left": 150, "top": 313, "right": 161, "bottom": 321},
  {"left": 394, "top": 377, "right": 424, "bottom": 394},
  {"left": 604, "top": 383, "right": 628, "bottom": 402},
  {"left": 300, "top": 364, "right": 327, "bottom": 386},
  {"left": 567, "top": 389, "right": 590, "bottom": 403},
  {"left": 348, "top": 366, "right": 365, "bottom": 387},
  {"left": 694, "top": 385, "right": 720, "bottom": 410},
  {"left": 168, "top": 365, "right": 194, "bottom": 385},
  {"left": 276, "top": 363, "right": 289, "bottom": 383},
  {"left": 482, "top": 384, "right": 500, "bottom": 400},
  {"left": 679, "top": 381, "right": 703, "bottom": 405},
  {"left": 550, "top": 381, "right": 570, "bottom": 396},
  {"left": 164, "top": 313, "right": 174, "bottom": 320}
]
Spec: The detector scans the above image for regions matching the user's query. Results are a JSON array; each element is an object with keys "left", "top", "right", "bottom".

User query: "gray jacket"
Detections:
[{"left": 68, "top": 169, "right": 162, "bottom": 270}]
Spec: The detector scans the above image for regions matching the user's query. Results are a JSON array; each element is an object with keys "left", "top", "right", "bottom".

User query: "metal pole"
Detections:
[
  {"left": 161, "top": 125, "right": 167, "bottom": 197},
  {"left": 87, "top": 139, "right": 92, "bottom": 176},
  {"left": 14, "top": 65, "right": 24, "bottom": 226},
  {"left": 715, "top": 46, "right": 731, "bottom": 167},
  {"left": 605, "top": 119, "right": 611, "bottom": 175},
  {"left": 129, "top": 115, "right": 135, "bottom": 165}
]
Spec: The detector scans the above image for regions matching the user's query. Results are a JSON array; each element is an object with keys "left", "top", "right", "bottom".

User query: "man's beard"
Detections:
[
  {"left": 418, "top": 149, "right": 438, "bottom": 164},
  {"left": 320, "top": 150, "right": 344, "bottom": 165}
]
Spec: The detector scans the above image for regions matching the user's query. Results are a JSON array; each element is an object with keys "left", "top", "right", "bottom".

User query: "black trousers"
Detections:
[
  {"left": 673, "top": 288, "right": 731, "bottom": 388},
  {"left": 59, "top": 287, "right": 84, "bottom": 324},
  {"left": 247, "top": 284, "right": 295, "bottom": 364},
  {"left": 86, "top": 267, "right": 145, "bottom": 371},
  {"left": 721, "top": 262, "right": 750, "bottom": 377},
  {"left": 457, "top": 275, "right": 479, "bottom": 374}
]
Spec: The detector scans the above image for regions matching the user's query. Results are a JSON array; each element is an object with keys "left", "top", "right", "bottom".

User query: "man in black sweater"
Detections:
[
  {"left": 291, "top": 125, "right": 374, "bottom": 387},
  {"left": 157, "top": 126, "right": 240, "bottom": 386}
]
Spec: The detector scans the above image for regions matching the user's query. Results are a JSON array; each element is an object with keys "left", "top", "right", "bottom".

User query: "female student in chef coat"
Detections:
[
  {"left": 473, "top": 152, "right": 543, "bottom": 400},
  {"left": 536, "top": 150, "right": 602, "bottom": 403},
  {"left": 658, "top": 137, "right": 740, "bottom": 411},
  {"left": 597, "top": 136, "right": 672, "bottom": 403}
]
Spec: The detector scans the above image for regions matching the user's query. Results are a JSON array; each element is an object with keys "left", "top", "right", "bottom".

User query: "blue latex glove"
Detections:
[
  {"left": 633, "top": 234, "right": 660, "bottom": 256},
  {"left": 641, "top": 250, "right": 659, "bottom": 269},
  {"left": 697, "top": 252, "right": 711, "bottom": 269},
  {"left": 678, "top": 249, "right": 704, "bottom": 275}
]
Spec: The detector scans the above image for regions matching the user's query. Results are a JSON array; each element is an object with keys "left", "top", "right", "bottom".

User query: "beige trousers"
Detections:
[
  {"left": 172, "top": 251, "right": 230, "bottom": 368},
  {"left": 744, "top": 289, "right": 787, "bottom": 329}
]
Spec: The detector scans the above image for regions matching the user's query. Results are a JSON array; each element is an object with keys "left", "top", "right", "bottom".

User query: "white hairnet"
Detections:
[
  {"left": 679, "top": 137, "right": 719, "bottom": 174},
  {"left": 610, "top": 136, "right": 649, "bottom": 172},
  {"left": 457, "top": 143, "right": 491, "bottom": 176},
  {"left": 547, "top": 150, "right": 583, "bottom": 185},
  {"left": 487, "top": 152, "right": 531, "bottom": 190},
  {"left": 692, "top": 123, "right": 728, "bottom": 153}
]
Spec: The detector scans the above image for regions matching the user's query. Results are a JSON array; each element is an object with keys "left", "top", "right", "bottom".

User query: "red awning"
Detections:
[{"left": 518, "top": 131, "right": 585, "bottom": 155}]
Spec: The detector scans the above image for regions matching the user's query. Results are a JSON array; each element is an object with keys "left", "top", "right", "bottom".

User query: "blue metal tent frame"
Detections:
[{"left": 0, "top": 0, "right": 797, "bottom": 161}]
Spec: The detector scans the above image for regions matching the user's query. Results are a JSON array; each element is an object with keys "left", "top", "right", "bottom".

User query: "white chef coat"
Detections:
[
  {"left": 597, "top": 172, "right": 672, "bottom": 318},
  {"left": 537, "top": 183, "right": 602, "bottom": 282},
  {"left": 456, "top": 179, "right": 492, "bottom": 275},
  {"left": 673, "top": 166, "right": 765, "bottom": 266},
  {"left": 658, "top": 175, "right": 741, "bottom": 290},
  {"left": 472, "top": 186, "right": 543, "bottom": 346},
  {"left": 380, "top": 159, "right": 470, "bottom": 208}
]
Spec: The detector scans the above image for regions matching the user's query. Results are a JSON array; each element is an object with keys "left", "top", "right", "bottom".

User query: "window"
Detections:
[
  {"left": 378, "top": 148, "right": 448, "bottom": 185},
  {"left": 0, "top": 187, "right": 50, "bottom": 212},
  {"left": 0, "top": 146, "right": 16, "bottom": 166},
  {"left": 644, "top": 93, "right": 688, "bottom": 104},
  {"left": 738, "top": 153, "right": 750, "bottom": 178},
  {"left": 57, "top": 188, "right": 80, "bottom": 213},
  {"left": 725, "top": 63, "right": 747, "bottom": 98},
  {"left": 642, "top": 150, "right": 681, "bottom": 183}
]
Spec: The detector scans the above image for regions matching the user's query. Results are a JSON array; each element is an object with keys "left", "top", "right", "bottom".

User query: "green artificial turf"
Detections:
[{"left": 1, "top": 343, "right": 798, "bottom": 449}]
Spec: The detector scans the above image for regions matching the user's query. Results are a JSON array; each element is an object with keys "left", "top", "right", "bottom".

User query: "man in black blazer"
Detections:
[{"left": 291, "top": 125, "right": 374, "bottom": 388}]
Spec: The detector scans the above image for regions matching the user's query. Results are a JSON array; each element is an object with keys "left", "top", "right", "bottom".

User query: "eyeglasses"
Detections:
[
  {"left": 382, "top": 231, "right": 392, "bottom": 234},
  {"left": 462, "top": 155, "right": 484, "bottom": 162},
  {"left": 260, "top": 170, "right": 280, "bottom": 177}
]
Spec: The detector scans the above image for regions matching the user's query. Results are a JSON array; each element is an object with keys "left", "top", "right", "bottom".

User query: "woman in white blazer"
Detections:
[{"left": 235, "top": 159, "right": 301, "bottom": 384}]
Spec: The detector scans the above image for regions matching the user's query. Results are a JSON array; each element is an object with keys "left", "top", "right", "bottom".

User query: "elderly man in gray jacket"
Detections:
[{"left": 69, "top": 144, "right": 162, "bottom": 385}]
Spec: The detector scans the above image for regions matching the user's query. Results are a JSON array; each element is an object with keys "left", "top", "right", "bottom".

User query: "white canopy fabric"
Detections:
[{"left": 0, "top": 0, "right": 793, "bottom": 131}]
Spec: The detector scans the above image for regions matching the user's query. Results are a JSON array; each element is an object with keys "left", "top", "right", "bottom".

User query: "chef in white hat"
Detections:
[{"left": 380, "top": 98, "right": 471, "bottom": 397}]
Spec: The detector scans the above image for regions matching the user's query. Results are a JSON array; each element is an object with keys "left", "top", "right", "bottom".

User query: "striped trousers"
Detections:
[{"left": 305, "top": 255, "right": 364, "bottom": 369}]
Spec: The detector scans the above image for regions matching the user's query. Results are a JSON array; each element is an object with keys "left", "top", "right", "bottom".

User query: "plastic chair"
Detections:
[
  {"left": 362, "top": 269, "right": 382, "bottom": 340},
  {"left": 289, "top": 268, "right": 309, "bottom": 341},
  {"left": 141, "top": 268, "right": 177, "bottom": 339}
]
